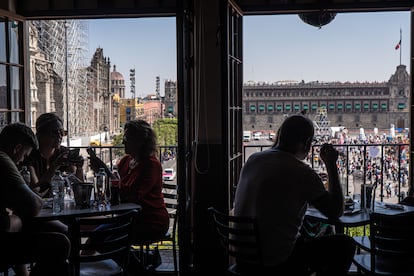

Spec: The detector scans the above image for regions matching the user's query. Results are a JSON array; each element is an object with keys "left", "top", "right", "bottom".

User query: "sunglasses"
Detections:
[{"left": 50, "top": 129, "right": 68, "bottom": 138}]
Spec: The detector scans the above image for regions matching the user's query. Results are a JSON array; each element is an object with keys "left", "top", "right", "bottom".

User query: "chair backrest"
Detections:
[
  {"left": 72, "top": 209, "right": 138, "bottom": 271},
  {"left": 208, "top": 207, "right": 263, "bottom": 266},
  {"left": 370, "top": 212, "right": 414, "bottom": 269},
  {"left": 162, "top": 182, "right": 178, "bottom": 233},
  {"left": 162, "top": 182, "right": 178, "bottom": 216}
]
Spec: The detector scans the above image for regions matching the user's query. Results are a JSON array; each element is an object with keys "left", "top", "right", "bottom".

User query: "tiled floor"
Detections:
[{"left": 155, "top": 248, "right": 178, "bottom": 274}]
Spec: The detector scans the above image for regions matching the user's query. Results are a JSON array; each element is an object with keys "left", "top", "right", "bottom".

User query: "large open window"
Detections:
[{"left": 0, "top": 16, "right": 26, "bottom": 127}]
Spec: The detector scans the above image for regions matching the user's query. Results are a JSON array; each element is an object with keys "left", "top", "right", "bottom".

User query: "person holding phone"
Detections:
[
  {"left": 23, "top": 112, "right": 84, "bottom": 198},
  {"left": 87, "top": 120, "right": 169, "bottom": 243},
  {"left": 0, "top": 123, "right": 70, "bottom": 276}
]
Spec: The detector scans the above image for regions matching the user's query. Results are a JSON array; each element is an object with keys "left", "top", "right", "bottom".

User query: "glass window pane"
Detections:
[
  {"left": 10, "top": 66, "right": 21, "bottom": 110},
  {"left": 381, "top": 103, "right": 387, "bottom": 109},
  {"left": 0, "top": 19, "right": 5, "bottom": 62},
  {"left": 355, "top": 104, "right": 361, "bottom": 109},
  {"left": 267, "top": 105, "right": 273, "bottom": 111},
  {"left": 0, "top": 64, "right": 6, "bottom": 109},
  {"left": 276, "top": 105, "right": 282, "bottom": 111},
  {"left": 303, "top": 104, "right": 308, "bottom": 110},
  {"left": 11, "top": 111, "right": 22, "bottom": 123},
  {"left": 259, "top": 105, "right": 264, "bottom": 111},
  {"left": 285, "top": 105, "right": 291, "bottom": 110},
  {"left": 250, "top": 105, "right": 256, "bottom": 111},
  {"left": 346, "top": 104, "right": 352, "bottom": 109},
  {"left": 312, "top": 104, "right": 317, "bottom": 110},
  {"left": 0, "top": 112, "right": 7, "bottom": 128},
  {"left": 294, "top": 105, "right": 299, "bottom": 110},
  {"left": 9, "top": 21, "right": 20, "bottom": 64}
]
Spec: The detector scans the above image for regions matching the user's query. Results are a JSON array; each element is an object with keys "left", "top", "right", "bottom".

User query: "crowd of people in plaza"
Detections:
[
  {"left": 307, "top": 130, "right": 410, "bottom": 203},
  {"left": 0, "top": 113, "right": 169, "bottom": 275}
]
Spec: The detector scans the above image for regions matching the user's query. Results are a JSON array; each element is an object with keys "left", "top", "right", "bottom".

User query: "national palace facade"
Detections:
[{"left": 243, "top": 65, "right": 410, "bottom": 133}]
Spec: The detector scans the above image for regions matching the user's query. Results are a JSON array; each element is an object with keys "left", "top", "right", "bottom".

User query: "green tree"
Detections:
[
  {"left": 111, "top": 133, "right": 124, "bottom": 157},
  {"left": 153, "top": 118, "right": 178, "bottom": 146}
]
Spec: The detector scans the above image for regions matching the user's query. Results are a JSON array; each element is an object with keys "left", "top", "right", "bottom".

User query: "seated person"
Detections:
[
  {"left": 0, "top": 123, "right": 70, "bottom": 276},
  {"left": 400, "top": 187, "right": 414, "bottom": 206},
  {"left": 24, "top": 112, "right": 84, "bottom": 198},
  {"left": 234, "top": 114, "right": 355, "bottom": 275},
  {"left": 88, "top": 120, "right": 169, "bottom": 243}
]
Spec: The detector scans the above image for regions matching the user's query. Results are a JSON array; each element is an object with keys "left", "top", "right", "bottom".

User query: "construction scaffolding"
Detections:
[{"left": 30, "top": 19, "right": 90, "bottom": 138}]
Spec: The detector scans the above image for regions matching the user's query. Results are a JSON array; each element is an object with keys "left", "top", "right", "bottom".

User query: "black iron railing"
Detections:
[
  {"left": 243, "top": 143, "right": 410, "bottom": 203},
  {"left": 74, "top": 143, "right": 409, "bottom": 203}
]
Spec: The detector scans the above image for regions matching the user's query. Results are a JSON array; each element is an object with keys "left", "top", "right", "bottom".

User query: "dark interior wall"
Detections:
[
  {"left": 189, "top": 0, "right": 229, "bottom": 274},
  {"left": 192, "top": 0, "right": 223, "bottom": 141}
]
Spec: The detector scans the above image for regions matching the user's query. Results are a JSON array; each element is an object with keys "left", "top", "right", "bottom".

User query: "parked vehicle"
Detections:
[
  {"left": 253, "top": 131, "right": 262, "bottom": 140},
  {"left": 163, "top": 168, "right": 176, "bottom": 181},
  {"left": 243, "top": 131, "right": 252, "bottom": 142}
]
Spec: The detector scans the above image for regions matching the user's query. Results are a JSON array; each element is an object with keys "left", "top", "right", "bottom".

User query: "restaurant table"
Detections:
[
  {"left": 35, "top": 202, "right": 141, "bottom": 222},
  {"left": 34, "top": 202, "right": 141, "bottom": 275},
  {"left": 305, "top": 201, "right": 414, "bottom": 234}
]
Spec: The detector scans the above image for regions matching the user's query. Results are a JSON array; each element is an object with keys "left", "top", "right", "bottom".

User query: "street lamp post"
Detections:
[{"left": 64, "top": 20, "right": 70, "bottom": 147}]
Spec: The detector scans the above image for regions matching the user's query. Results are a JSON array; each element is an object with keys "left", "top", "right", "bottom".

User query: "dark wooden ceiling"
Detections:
[{"left": 8, "top": 0, "right": 414, "bottom": 19}]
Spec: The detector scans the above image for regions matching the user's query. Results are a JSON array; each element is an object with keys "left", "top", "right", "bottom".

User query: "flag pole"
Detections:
[{"left": 399, "top": 28, "right": 402, "bottom": 66}]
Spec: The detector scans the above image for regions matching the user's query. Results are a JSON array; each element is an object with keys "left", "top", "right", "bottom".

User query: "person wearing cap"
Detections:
[
  {"left": 24, "top": 112, "right": 84, "bottom": 198},
  {"left": 88, "top": 119, "right": 169, "bottom": 243},
  {"left": 234, "top": 114, "right": 355, "bottom": 275},
  {"left": 0, "top": 123, "right": 70, "bottom": 275}
]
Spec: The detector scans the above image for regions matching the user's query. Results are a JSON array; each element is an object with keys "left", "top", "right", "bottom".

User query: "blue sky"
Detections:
[{"left": 89, "top": 11, "right": 410, "bottom": 98}]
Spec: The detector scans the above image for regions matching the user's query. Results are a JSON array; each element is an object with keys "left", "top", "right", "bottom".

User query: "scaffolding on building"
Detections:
[
  {"left": 313, "top": 106, "right": 330, "bottom": 138},
  {"left": 31, "top": 19, "right": 90, "bottom": 138}
]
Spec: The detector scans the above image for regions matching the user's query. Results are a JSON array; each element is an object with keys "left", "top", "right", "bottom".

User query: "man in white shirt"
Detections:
[{"left": 234, "top": 114, "right": 355, "bottom": 275}]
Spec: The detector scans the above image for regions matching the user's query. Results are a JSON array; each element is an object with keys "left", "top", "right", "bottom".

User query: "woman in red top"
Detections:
[{"left": 89, "top": 120, "right": 169, "bottom": 242}]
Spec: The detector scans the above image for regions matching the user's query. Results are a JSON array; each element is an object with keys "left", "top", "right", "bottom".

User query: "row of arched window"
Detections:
[{"left": 245, "top": 102, "right": 407, "bottom": 113}]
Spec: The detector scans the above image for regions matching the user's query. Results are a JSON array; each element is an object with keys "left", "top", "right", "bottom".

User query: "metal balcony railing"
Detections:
[
  {"left": 67, "top": 145, "right": 178, "bottom": 182},
  {"left": 72, "top": 142, "right": 409, "bottom": 204},
  {"left": 243, "top": 143, "right": 410, "bottom": 204}
]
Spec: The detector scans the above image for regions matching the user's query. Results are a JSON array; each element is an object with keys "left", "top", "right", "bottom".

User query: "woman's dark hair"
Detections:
[
  {"left": 124, "top": 120, "right": 157, "bottom": 159},
  {"left": 0, "top": 123, "right": 39, "bottom": 150}
]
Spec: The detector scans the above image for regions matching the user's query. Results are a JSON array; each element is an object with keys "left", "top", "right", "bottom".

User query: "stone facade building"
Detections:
[
  {"left": 110, "top": 65, "right": 125, "bottom": 132},
  {"left": 243, "top": 65, "right": 410, "bottom": 134},
  {"left": 87, "top": 48, "right": 112, "bottom": 134},
  {"left": 29, "top": 23, "right": 64, "bottom": 130},
  {"left": 164, "top": 79, "right": 177, "bottom": 117}
]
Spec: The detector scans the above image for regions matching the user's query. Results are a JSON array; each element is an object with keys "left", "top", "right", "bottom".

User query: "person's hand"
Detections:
[
  {"left": 319, "top": 143, "right": 339, "bottom": 165},
  {"left": 87, "top": 147, "right": 107, "bottom": 174},
  {"left": 49, "top": 149, "right": 70, "bottom": 170}
]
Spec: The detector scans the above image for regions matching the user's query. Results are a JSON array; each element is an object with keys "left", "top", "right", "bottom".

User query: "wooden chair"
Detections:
[
  {"left": 353, "top": 212, "right": 414, "bottom": 275},
  {"left": 161, "top": 182, "right": 179, "bottom": 273},
  {"left": 207, "top": 207, "right": 263, "bottom": 276},
  {"left": 71, "top": 209, "right": 138, "bottom": 276},
  {"left": 132, "top": 181, "right": 178, "bottom": 275}
]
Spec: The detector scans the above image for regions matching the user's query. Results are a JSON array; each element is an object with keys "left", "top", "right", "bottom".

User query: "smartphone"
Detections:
[
  {"left": 86, "top": 146, "right": 96, "bottom": 157},
  {"left": 68, "top": 148, "right": 80, "bottom": 160}
]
